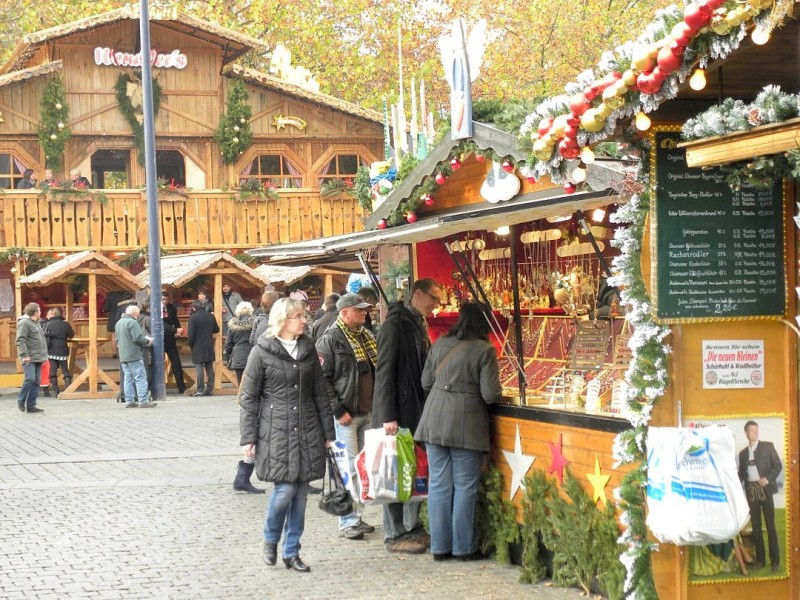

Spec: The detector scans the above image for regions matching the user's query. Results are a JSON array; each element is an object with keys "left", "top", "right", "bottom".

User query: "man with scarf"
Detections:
[{"left": 316, "top": 293, "right": 378, "bottom": 541}]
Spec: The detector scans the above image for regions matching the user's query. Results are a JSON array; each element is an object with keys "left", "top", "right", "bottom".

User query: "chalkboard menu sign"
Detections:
[{"left": 653, "top": 129, "right": 785, "bottom": 321}]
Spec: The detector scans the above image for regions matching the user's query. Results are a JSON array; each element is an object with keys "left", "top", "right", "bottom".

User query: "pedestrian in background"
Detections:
[
  {"left": 115, "top": 304, "right": 155, "bottom": 408},
  {"left": 373, "top": 277, "right": 443, "bottom": 554},
  {"left": 15, "top": 302, "right": 48, "bottom": 413},
  {"left": 415, "top": 302, "right": 501, "bottom": 561},
  {"left": 197, "top": 288, "right": 214, "bottom": 313},
  {"left": 221, "top": 282, "right": 243, "bottom": 336},
  {"left": 250, "top": 290, "right": 283, "bottom": 345},
  {"left": 137, "top": 301, "right": 155, "bottom": 395},
  {"left": 44, "top": 306, "right": 74, "bottom": 396},
  {"left": 311, "top": 293, "right": 339, "bottom": 341},
  {"left": 188, "top": 300, "right": 219, "bottom": 396},
  {"left": 161, "top": 291, "right": 186, "bottom": 394},
  {"left": 316, "top": 293, "right": 377, "bottom": 541},
  {"left": 239, "top": 297, "right": 335, "bottom": 573}
]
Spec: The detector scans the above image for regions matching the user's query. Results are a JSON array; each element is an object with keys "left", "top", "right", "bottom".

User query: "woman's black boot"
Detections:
[
  {"left": 262, "top": 542, "right": 277, "bottom": 566},
  {"left": 233, "top": 461, "right": 265, "bottom": 494}
]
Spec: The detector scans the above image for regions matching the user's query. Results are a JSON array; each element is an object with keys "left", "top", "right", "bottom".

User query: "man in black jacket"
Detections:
[
  {"left": 161, "top": 291, "right": 185, "bottom": 394},
  {"left": 373, "top": 277, "right": 443, "bottom": 554},
  {"left": 311, "top": 293, "right": 340, "bottom": 341},
  {"left": 738, "top": 420, "right": 783, "bottom": 572},
  {"left": 188, "top": 300, "right": 219, "bottom": 396}
]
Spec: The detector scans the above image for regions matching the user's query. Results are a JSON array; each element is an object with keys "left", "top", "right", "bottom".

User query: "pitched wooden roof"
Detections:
[
  {"left": 226, "top": 64, "right": 384, "bottom": 125},
  {"left": 20, "top": 251, "right": 142, "bottom": 291},
  {"left": 137, "top": 251, "right": 270, "bottom": 289},
  {"left": 0, "top": 60, "right": 62, "bottom": 89},
  {"left": 1, "top": 3, "right": 268, "bottom": 74}
]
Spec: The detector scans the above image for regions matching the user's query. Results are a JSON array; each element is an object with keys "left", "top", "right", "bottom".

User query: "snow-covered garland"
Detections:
[
  {"left": 683, "top": 85, "right": 800, "bottom": 190},
  {"left": 515, "top": 3, "right": 790, "bottom": 597}
]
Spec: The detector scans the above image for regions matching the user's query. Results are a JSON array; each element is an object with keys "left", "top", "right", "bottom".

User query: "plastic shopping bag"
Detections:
[
  {"left": 331, "top": 439, "right": 358, "bottom": 499},
  {"left": 395, "top": 428, "right": 416, "bottom": 502},
  {"left": 412, "top": 444, "right": 428, "bottom": 497}
]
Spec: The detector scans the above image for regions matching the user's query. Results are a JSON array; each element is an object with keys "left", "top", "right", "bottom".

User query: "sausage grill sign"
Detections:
[{"left": 702, "top": 340, "right": 764, "bottom": 389}]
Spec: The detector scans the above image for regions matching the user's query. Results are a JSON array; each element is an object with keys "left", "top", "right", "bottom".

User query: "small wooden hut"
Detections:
[
  {"left": 20, "top": 250, "right": 142, "bottom": 399},
  {"left": 137, "top": 251, "right": 269, "bottom": 393}
]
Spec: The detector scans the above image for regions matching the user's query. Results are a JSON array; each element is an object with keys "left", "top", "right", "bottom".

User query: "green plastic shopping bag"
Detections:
[{"left": 395, "top": 428, "right": 417, "bottom": 502}]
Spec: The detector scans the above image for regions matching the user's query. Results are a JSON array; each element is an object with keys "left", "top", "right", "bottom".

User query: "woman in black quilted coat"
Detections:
[{"left": 239, "top": 297, "right": 335, "bottom": 573}]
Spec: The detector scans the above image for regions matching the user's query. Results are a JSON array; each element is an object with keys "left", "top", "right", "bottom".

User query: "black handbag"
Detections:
[{"left": 318, "top": 448, "right": 354, "bottom": 517}]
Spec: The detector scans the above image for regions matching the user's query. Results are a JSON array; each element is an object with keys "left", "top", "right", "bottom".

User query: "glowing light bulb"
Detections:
[
  {"left": 580, "top": 146, "right": 596, "bottom": 164},
  {"left": 751, "top": 28, "right": 770, "bottom": 46},
  {"left": 591, "top": 208, "right": 606, "bottom": 223},
  {"left": 635, "top": 112, "right": 651, "bottom": 131},
  {"left": 689, "top": 68, "right": 706, "bottom": 91},
  {"left": 572, "top": 165, "right": 587, "bottom": 183},
  {"left": 495, "top": 225, "right": 510, "bottom": 236}
]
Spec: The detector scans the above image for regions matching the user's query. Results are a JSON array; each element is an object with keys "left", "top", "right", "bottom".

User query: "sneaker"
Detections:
[
  {"left": 355, "top": 520, "right": 375, "bottom": 534},
  {"left": 340, "top": 526, "right": 364, "bottom": 540},
  {"left": 386, "top": 539, "right": 426, "bottom": 554},
  {"left": 26, "top": 407, "right": 44, "bottom": 414},
  {"left": 138, "top": 402, "right": 158, "bottom": 408},
  {"left": 125, "top": 403, "right": 138, "bottom": 408}
]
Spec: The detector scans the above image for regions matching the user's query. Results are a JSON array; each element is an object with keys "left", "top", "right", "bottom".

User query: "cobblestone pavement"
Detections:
[{"left": 1, "top": 391, "right": 582, "bottom": 600}]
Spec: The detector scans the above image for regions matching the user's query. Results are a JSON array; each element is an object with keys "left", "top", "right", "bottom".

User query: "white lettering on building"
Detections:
[{"left": 94, "top": 48, "right": 188, "bottom": 69}]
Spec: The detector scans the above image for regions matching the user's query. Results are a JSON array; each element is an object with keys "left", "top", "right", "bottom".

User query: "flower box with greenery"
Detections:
[
  {"left": 153, "top": 177, "right": 188, "bottom": 199},
  {"left": 45, "top": 180, "right": 108, "bottom": 204},
  {"left": 234, "top": 178, "right": 278, "bottom": 201},
  {"left": 320, "top": 177, "right": 355, "bottom": 198}
]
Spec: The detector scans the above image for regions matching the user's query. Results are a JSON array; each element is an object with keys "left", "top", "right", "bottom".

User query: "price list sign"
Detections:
[{"left": 653, "top": 129, "right": 785, "bottom": 321}]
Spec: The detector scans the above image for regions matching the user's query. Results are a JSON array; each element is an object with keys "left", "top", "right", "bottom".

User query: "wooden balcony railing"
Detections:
[{"left": 0, "top": 190, "right": 366, "bottom": 251}]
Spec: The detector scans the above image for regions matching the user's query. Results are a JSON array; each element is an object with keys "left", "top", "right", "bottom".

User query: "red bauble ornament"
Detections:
[
  {"left": 435, "top": 173, "right": 447, "bottom": 185},
  {"left": 377, "top": 219, "right": 387, "bottom": 230},
  {"left": 570, "top": 93, "right": 591, "bottom": 116},
  {"left": 563, "top": 182, "right": 576, "bottom": 194},
  {"left": 558, "top": 140, "right": 580, "bottom": 160},
  {"left": 450, "top": 157, "right": 462, "bottom": 170},
  {"left": 423, "top": 194, "right": 435, "bottom": 206},
  {"left": 703, "top": 0, "right": 725, "bottom": 9},
  {"left": 671, "top": 21, "right": 696, "bottom": 44},
  {"left": 406, "top": 212, "right": 417, "bottom": 224},
  {"left": 564, "top": 124, "right": 580, "bottom": 139},
  {"left": 526, "top": 175, "right": 537, "bottom": 184},
  {"left": 669, "top": 40, "right": 686, "bottom": 56},
  {"left": 501, "top": 160, "right": 514, "bottom": 173},
  {"left": 636, "top": 72, "right": 661, "bottom": 95},
  {"left": 567, "top": 115, "right": 581, "bottom": 127},
  {"left": 475, "top": 153, "right": 486, "bottom": 163},
  {"left": 657, "top": 45, "right": 682, "bottom": 73},
  {"left": 684, "top": 3, "right": 712, "bottom": 30},
  {"left": 537, "top": 117, "right": 553, "bottom": 137}
]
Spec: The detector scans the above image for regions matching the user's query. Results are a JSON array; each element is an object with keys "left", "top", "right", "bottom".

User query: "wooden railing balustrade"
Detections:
[{"left": 0, "top": 190, "right": 365, "bottom": 251}]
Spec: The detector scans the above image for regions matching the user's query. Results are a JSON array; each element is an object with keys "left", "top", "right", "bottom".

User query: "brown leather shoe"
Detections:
[{"left": 386, "top": 539, "right": 426, "bottom": 554}]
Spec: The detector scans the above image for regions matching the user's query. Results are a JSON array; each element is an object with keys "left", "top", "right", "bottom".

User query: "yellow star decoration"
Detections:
[
  {"left": 586, "top": 454, "right": 611, "bottom": 505},
  {"left": 0, "top": 111, "right": 4, "bottom": 124}
]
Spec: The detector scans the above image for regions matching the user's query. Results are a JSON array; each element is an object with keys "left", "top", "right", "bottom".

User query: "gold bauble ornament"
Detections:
[
  {"left": 596, "top": 102, "right": 614, "bottom": 119},
  {"left": 233, "top": 125, "right": 240, "bottom": 132},
  {"left": 581, "top": 109, "right": 606, "bottom": 133},
  {"left": 710, "top": 17, "right": 732, "bottom": 35},
  {"left": 748, "top": 0, "right": 771, "bottom": 10},
  {"left": 55, "top": 103, "right": 62, "bottom": 110},
  {"left": 551, "top": 114, "right": 569, "bottom": 137},
  {"left": 240, "top": 117, "right": 246, "bottom": 124},
  {"left": 57, "top": 122, "right": 64, "bottom": 130},
  {"left": 232, "top": 137, "right": 239, "bottom": 143},
  {"left": 50, "top": 133, "right": 57, "bottom": 140},
  {"left": 533, "top": 142, "right": 553, "bottom": 162},
  {"left": 622, "top": 70, "right": 638, "bottom": 86},
  {"left": 726, "top": 8, "right": 746, "bottom": 27}
]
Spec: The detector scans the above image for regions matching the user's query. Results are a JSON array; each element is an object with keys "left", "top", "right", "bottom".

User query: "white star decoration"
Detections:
[{"left": 501, "top": 423, "right": 536, "bottom": 501}]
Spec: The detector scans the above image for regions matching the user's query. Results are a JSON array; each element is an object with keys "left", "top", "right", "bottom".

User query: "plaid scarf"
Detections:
[{"left": 336, "top": 316, "right": 377, "bottom": 366}]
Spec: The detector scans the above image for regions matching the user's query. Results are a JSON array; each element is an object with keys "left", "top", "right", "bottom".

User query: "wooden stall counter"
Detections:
[{"left": 60, "top": 336, "right": 115, "bottom": 399}]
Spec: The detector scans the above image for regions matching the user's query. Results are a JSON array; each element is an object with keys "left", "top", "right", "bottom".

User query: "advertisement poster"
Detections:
[{"left": 702, "top": 340, "right": 764, "bottom": 389}]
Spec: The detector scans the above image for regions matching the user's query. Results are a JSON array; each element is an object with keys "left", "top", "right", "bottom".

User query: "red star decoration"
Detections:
[{"left": 547, "top": 434, "right": 570, "bottom": 484}]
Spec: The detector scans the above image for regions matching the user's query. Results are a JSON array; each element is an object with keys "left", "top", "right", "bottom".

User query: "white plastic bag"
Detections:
[
  {"left": 646, "top": 426, "right": 749, "bottom": 545},
  {"left": 331, "top": 439, "right": 358, "bottom": 499}
]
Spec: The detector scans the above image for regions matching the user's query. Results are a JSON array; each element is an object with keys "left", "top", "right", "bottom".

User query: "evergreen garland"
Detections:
[
  {"left": 474, "top": 466, "right": 520, "bottom": 563},
  {"left": 519, "top": 469, "right": 552, "bottom": 583},
  {"left": 38, "top": 78, "right": 70, "bottom": 169},
  {"left": 214, "top": 80, "right": 252, "bottom": 164},
  {"left": 354, "top": 166, "right": 372, "bottom": 211},
  {"left": 115, "top": 71, "right": 163, "bottom": 166}
]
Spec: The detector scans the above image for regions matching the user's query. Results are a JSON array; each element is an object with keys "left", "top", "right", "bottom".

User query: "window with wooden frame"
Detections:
[
  {"left": 317, "top": 153, "right": 366, "bottom": 186},
  {"left": 0, "top": 152, "right": 25, "bottom": 189},
  {"left": 242, "top": 154, "right": 303, "bottom": 188}
]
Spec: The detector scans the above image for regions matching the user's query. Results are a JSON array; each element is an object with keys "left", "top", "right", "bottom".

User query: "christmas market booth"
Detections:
[
  {"left": 252, "top": 120, "right": 639, "bottom": 596},
  {"left": 136, "top": 251, "right": 269, "bottom": 394},
  {"left": 19, "top": 250, "right": 142, "bottom": 399}
]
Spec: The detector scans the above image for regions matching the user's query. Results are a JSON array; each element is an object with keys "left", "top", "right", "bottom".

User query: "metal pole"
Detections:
[
  {"left": 356, "top": 252, "right": 390, "bottom": 306},
  {"left": 576, "top": 209, "right": 612, "bottom": 277},
  {"left": 139, "top": 2, "right": 165, "bottom": 401},
  {"left": 508, "top": 224, "right": 527, "bottom": 402}
]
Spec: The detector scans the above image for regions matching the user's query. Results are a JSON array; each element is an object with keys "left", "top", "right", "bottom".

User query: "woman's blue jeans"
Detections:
[
  {"left": 426, "top": 443, "right": 484, "bottom": 556},
  {"left": 263, "top": 481, "right": 310, "bottom": 558}
]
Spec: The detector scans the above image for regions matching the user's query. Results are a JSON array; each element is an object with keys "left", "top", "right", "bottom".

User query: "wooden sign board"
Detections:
[{"left": 569, "top": 320, "right": 611, "bottom": 371}]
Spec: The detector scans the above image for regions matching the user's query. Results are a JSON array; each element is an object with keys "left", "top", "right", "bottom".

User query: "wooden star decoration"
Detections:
[
  {"left": 585, "top": 454, "right": 611, "bottom": 505},
  {"left": 501, "top": 423, "right": 536, "bottom": 501},
  {"left": 547, "top": 433, "right": 569, "bottom": 484},
  {"left": 0, "top": 111, "right": 4, "bottom": 124}
]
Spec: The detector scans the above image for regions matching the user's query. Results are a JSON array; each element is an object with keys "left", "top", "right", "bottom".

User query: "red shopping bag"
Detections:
[
  {"left": 412, "top": 444, "right": 428, "bottom": 496},
  {"left": 40, "top": 360, "right": 51, "bottom": 387},
  {"left": 355, "top": 449, "right": 371, "bottom": 502}
]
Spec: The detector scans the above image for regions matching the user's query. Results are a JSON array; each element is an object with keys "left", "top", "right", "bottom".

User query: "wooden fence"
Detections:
[{"left": 0, "top": 190, "right": 365, "bottom": 251}]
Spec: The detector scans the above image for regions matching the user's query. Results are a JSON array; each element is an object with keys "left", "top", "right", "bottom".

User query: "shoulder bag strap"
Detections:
[{"left": 434, "top": 340, "right": 470, "bottom": 377}]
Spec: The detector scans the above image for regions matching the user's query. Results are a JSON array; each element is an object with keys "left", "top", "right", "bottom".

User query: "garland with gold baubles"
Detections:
[
  {"left": 38, "top": 78, "right": 70, "bottom": 169},
  {"left": 215, "top": 80, "right": 252, "bottom": 164},
  {"left": 115, "top": 71, "right": 162, "bottom": 166}
]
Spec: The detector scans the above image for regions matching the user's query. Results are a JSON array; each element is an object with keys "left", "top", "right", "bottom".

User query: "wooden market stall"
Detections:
[
  {"left": 19, "top": 250, "right": 142, "bottom": 399},
  {"left": 137, "top": 251, "right": 269, "bottom": 394}
]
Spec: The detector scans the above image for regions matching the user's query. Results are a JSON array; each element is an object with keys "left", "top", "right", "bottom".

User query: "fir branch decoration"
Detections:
[
  {"left": 115, "top": 71, "right": 162, "bottom": 166},
  {"left": 320, "top": 178, "right": 354, "bottom": 198},
  {"left": 519, "top": 469, "right": 552, "bottom": 583},
  {"left": 474, "top": 466, "right": 520, "bottom": 563},
  {"left": 234, "top": 177, "right": 277, "bottom": 201},
  {"left": 215, "top": 80, "right": 252, "bottom": 164},
  {"left": 354, "top": 166, "right": 372, "bottom": 211},
  {"left": 38, "top": 77, "right": 70, "bottom": 169}
]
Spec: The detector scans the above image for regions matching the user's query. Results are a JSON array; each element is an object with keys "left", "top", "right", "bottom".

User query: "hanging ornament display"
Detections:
[
  {"left": 214, "top": 80, "right": 253, "bottom": 165},
  {"left": 435, "top": 172, "right": 447, "bottom": 185},
  {"left": 406, "top": 212, "right": 417, "bottom": 223},
  {"left": 377, "top": 219, "right": 387, "bottom": 229},
  {"left": 450, "top": 157, "right": 462, "bottom": 170},
  {"left": 563, "top": 182, "right": 576, "bottom": 194},
  {"left": 422, "top": 194, "right": 435, "bottom": 206},
  {"left": 38, "top": 77, "right": 71, "bottom": 169},
  {"left": 501, "top": 160, "right": 514, "bottom": 173},
  {"left": 474, "top": 153, "right": 486, "bottom": 163}
]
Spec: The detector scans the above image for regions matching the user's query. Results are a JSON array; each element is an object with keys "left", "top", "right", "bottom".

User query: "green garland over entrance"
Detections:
[{"left": 114, "top": 71, "right": 162, "bottom": 166}]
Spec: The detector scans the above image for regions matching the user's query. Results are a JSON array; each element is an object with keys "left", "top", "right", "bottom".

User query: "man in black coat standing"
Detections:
[
  {"left": 738, "top": 420, "right": 783, "bottom": 572},
  {"left": 188, "top": 300, "right": 219, "bottom": 396},
  {"left": 372, "top": 277, "right": 443, "bottom": 554},
  {"left": 161, "top": 291, "right": 185, "bottom": 394}
]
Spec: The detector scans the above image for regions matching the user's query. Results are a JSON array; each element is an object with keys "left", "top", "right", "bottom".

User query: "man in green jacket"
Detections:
[
  {"left": 16, "top": 302, "right": 48, "bottom": 413},
  {"left": 115, "top": 304, "right": 155, "bottom": 408}
]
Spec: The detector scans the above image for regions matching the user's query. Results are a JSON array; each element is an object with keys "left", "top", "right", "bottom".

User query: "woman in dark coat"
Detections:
[
  {"left": 415, "top": 302, "right": 502, "bottom": 561},
  {"left": 187, "top": 300, "right": 219, "bottom": 396},
  {"left": 44, "top": 307, "right": 74, "bottom": 395},
  {"left": 224, "top": 301, "right": 256, "bottom": 385},
  {"left": 239, "top": 297, "right": 335, "bottom": 573}
]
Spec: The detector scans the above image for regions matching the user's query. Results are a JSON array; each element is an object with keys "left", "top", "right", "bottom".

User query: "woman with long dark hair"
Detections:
[{"left": 414, "top": 301, "right": 502, "bottom": 561}]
